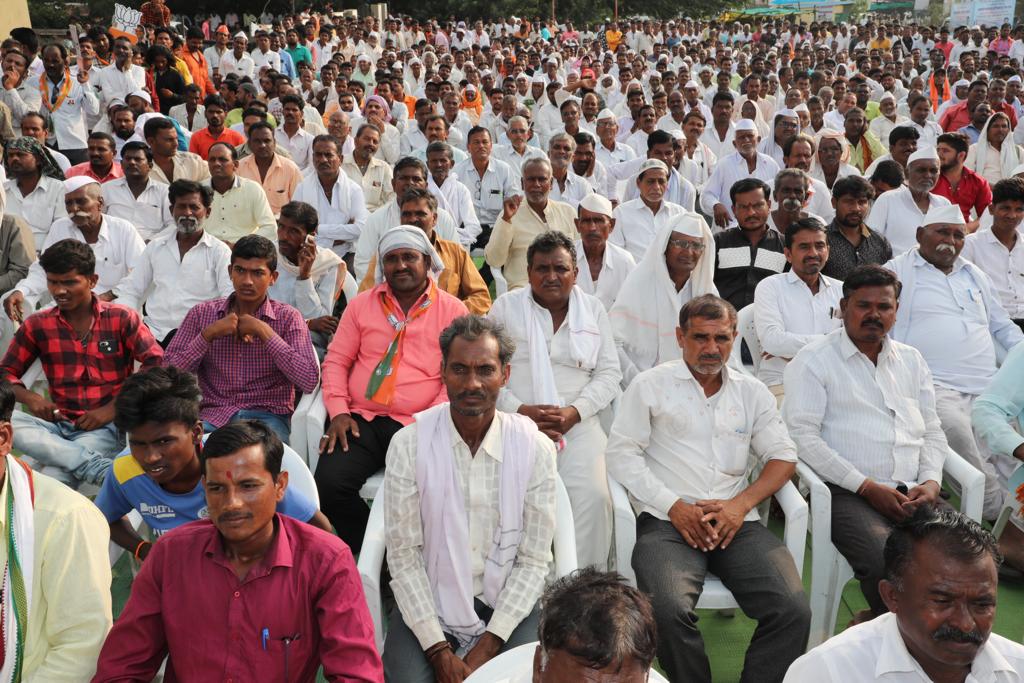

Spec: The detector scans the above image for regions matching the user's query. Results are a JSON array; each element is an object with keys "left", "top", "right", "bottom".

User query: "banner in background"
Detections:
[
  {"left": 950, "top": 0, "right": 1016, "bottom": 26},
  {"left": 110, "top": 3, "right": 142, "bottom": 43}
]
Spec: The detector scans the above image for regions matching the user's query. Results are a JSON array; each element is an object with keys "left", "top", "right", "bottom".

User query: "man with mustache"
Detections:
[
  {"left": 866, "top": 146, "right": 953, "bottom": 256},
  {"left": 93, "top": 420, "right": 383, "bottom": 681},
  {"left": 607, "top": 293, "right": 810, "bottom": 683},
  {"left": 111, "top": 179, "right": 233, "bottom": 348},
  {"left": 753, "top": 218, "right": 842, "bottom": 405},
  {"left": 318, "top": 226, "right": 468, "bottom": 552},
  {"left": 884, "top": 204, "right": 1024, "bottom": 574},
  {"left": 487, "top": 230, "right": 620, "bottom": 570},
  {"left": 784, "top": 263, "right": 952, "bottom": 621},
  {"left": 101, "top": 141, "right": 174, "bottom": 241},
  {"left": 769, "top": 169, "right": 822, "bottom": 233},
  {"left": 785, "top": 506, "right": 1024, "bottom": 682},
  {"left": 822, "top": 176, "right": 893, "bottom": 281},
  {"left": 380, "top": 314, "right": 556, "bottom": 682}
]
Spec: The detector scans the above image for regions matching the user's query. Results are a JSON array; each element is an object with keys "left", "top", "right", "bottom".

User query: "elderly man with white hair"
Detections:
[
  {"left": 699, "top": 118, "right": 781, "bottom": 229},
  {"left": 609, "top": 212, "right": 717, "bottom": 386},
  {"left": 488, "top": 230, "right": 621, "bottom": 570},
  {"left": 884, "top": 203, "right": 1024, "bottom": 557},
  {"left": 866, "top": 146, "right": 953, "bottom": 255},
  {"left": 575, "top": 194, "right": 636, "bottom": 311},
  {"left": 611, "top": 159, "right": 690, "bottom": 261}
]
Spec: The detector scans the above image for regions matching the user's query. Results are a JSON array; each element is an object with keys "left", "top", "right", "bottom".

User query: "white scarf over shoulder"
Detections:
[
  {"left": 609, "top": 212, "right": 717, "bottom": 376},
  {"left": 414, "top": 404, "right": 537, "bottom": 651}
]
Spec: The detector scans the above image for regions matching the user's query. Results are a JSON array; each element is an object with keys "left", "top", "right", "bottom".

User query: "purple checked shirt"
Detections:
[{"left": 164, "top": 294, "right": 319, "bottom": 427}]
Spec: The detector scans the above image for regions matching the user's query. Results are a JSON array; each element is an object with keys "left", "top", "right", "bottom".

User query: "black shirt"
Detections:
[
  {"left": 713, "top": 226, "right": 787, "bottom": 311},
  {"left": 821, "top": 220, "right": 894, "bottom": 281}
]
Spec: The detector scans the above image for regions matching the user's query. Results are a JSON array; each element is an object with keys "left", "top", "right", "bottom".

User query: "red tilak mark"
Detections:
[{"left": 226, "top": 471, "right": 233, "bottom": 481}]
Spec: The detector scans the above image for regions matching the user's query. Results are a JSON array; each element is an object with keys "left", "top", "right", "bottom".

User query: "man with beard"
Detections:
[
  {"left": 111, "top": 179, "right": 233, "bottom": 348},
  {"left": 845, "top": 107, "right": 886, "bottom": 174},
  {"left": 770, "top": 169, "right": 822, "bottom": 233},
  {"left": 934, "top": 132, "right": 991, "bottom": 230},
  {"left": 607, "top": 293, "right": 810, "bottom": 683},
  {"left": 754, "top": 217, "right": 842, "bottom": 403},
  {"left": 3, "top": 136, "right": 69, "bottom": 249},
  {"left": 784, "top": 507, "right": 1024, "bottom": 682},
  {"left": 268, "top": 200, "right": 344, "bottom": 359},
  {"left": 101, "top": 141, "right": 174, "bottom": 241},
  {"left": 782, "top": 134, "right": 834, "bottom": 221},
  {"left": 822, "top": 176, "right": 893, "bottom": 281},
  {"left": 110, "top": 105, "right": 137, "bottom": 157}
]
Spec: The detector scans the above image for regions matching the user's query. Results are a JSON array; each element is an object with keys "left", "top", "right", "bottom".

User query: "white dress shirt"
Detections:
[
  {"left": 384, "top": 408, "right": 556, "bottom": 649},
  {"left": 268, "top": 253, "right": 339, "bottom": 320},
  {"left": 428, "top": 173, "right": 481, "bottom": 246},
  {"left": 37, "top": 73, "right": 99, "bottom": 150},
  {"left": 291, "top": 172, "right": 369, "bottom": 258},
  {"left": 574, "top": 240, "right": 637, "bottom": 310},
  {"left": 784, "top": 612, "right": 1024, "bottom": 683},
  {"left": 275, "top": 126, "right": 315, "bottom": 171},
  {"left": 548, "top": 171, "right": 593, "bottom": 209},
  {"left": 217, "top": 50, "right": 256, "bottom": 80},
  {"left": 611, "top": 199, "right": 689, "bottom": 261},
  {"left": 101, "top": 177, "right": 174, "bottom": 241},
  {"left": 607, "top": 360, "right": 797, "bottom": 521},
  {"left": 93, "top": 63, "right": 146, "bottom": 109},
  {"left": 168, "top": 103, "right": 207, "bottom": 132},
  {"left": 782, "top": 328, "right": 948, "bottom": 493},
  {"left": 886, "top": 251, "right": 1024, "bottom": 395},
  {"left": 0, "top": 80, "right": 43, "bottom": 130},
  {"left": 492, "top": 144, "right": 547, "bottom": 184},
  {"left": 490, "top": 288, "right": 621, "bottom": 418},
  {"left": 699, "top": 152, "right": 781, "bottom": 221},
  {"left": 353, "top": 201, "right": 460, "bottom": 280},
  {"left": 15, "top": 216, "right": 145, "bottom": 303},
  {"left": 699, "top": 122, "right": 737, "bottom": 160},
  {"left": 453, "top": 157, "right": 519, "bottom": 226},
  {"left": 866, "top": 186, "right": 952, "bottom": 255},
  {"left": 3, "top": 176, "right": 68, "bottom": 250},
  {"left": 619, "top": 163, "right": 697, "bottom": 211},
  {"left": 753, "top": 271, "right": 843, "bottom": 387},
  {"left": 962, "top": 228, "right": 1024, "bottom": 319},
  {"left": 251, "top": 48, "right": 282, "bottom": 73},
  {"left": 112, "top": 229, "right": 233, "bottom": 340}
]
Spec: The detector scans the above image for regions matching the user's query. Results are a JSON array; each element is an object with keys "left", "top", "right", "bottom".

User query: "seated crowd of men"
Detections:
[{"left": 3, "top": 10, "right": 1024, "bottom": 683}]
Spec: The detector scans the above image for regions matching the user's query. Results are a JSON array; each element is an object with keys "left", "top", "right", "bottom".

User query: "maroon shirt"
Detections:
[
  {"left": 92, "top": 514, "right": 383, "bottom": 683},
  {"left": 934, "top": 167, "right": 992, "bottom": 223}
]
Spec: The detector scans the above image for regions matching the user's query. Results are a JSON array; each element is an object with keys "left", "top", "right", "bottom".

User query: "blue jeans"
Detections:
[
  {"left": 12, "top": 410, "right": 123, "bottom": 488},
  {"left": 204, "top": 409, "right": 291, "bottom": 445}
]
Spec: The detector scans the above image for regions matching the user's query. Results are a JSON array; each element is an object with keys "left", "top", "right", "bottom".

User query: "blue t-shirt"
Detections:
[{"left": 95, "top": 449, "right": 317, "bottom": 536}]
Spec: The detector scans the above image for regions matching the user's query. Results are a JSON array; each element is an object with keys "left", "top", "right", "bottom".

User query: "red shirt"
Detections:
[
  {"left": 934, "top": 167, "right": 992, "bottom": 222},
  {"left": 939, "top": 101, "right": 972, "bottom": 132},
  {"left": 91, "top": 515, "right": 383, "bottom": 683},
  {"left": 0, "top": 297, "right": 162, "bottom": 418},
  {"left": 188, "top": 126, "right": 246, "bottom": 160},
  {"left": 65, "top": 161, "right": 124, "bottom": 184},
  {"left": 993, "top": 101, "right": 1019, "bottom": 129}
]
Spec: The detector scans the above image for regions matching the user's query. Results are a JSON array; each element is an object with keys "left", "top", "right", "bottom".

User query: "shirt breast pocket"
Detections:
[
  {"left": 889, "top": 395, "right": 926, "bottom": 441},
  {"left": 716, "top": 412, "right": 752, "bottom": 476},
  {"left": 483, "top": 189, "right": 504, "bottom": 211}
]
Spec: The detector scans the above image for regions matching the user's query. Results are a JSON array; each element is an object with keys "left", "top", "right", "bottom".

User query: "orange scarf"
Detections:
[
  {"left": 39, "top": 71, "right": 73, "bottom": 112},
  {"left": 929, "top": 73, "right": 950, "bottom": 112},
  {"left": 365, "top": 281, "right": 436, "bottom": 406}
]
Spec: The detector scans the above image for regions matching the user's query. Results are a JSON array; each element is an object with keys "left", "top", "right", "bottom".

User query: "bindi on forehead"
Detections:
[{"left": 226, "top": 470, "right": 233, "bottom": 481}]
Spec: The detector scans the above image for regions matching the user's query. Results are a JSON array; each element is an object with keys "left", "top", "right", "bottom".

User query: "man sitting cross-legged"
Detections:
[
  {"left": 0, "top": 239, "right": 162, "bottom": 487},
  {"left": 381, "top": 314, "right": 557, "bottom": 682},
  {"left": 95, "top": 366, "right": 332, "bottom": 563}
]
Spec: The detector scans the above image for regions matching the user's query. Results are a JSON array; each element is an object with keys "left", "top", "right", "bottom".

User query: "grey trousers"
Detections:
[
  {"left": 633, "top": 514, "right": 810, "bottom": 683},
  {"left": 828, "top": 484, "right": 894, "bottom": 617},
  {"left": 382, "top": 598, "right": 541, "bottom": 683}
]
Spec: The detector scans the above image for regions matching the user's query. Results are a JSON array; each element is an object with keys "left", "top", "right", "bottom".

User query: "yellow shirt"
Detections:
[
  {"left": 203, "top": 175, "right": 278, "bottom": 243},
  {"left": 237, "top": 153, "right": 304, "bottom": 216},
  {"left": 342, "top": 156, "right": 395, "bottom": 213},
  {"left": 149, "top": 151, "right": 211, "bottom": 185},
  {"left": 606, "top": 30, "right": 623, "bottom": 52},
  {"left": 359, "top": 233, "right": 492, "bottom": 314},
  {"left": 484, "top": 199, "right": 579, "bottom": 290},
  {"left": 0, "top": 465, "right": 112, "bottom": 682}
]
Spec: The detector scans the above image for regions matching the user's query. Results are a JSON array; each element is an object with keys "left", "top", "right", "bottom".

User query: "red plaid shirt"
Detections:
[
  {"left": 0, "top": 297, "right": 163, "bottom": 418},
  {"left": 139, "top": 1, "right": 171, "bottom": 27}
]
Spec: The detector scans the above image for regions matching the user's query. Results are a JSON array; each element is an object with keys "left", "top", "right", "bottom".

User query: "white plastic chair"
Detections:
[
  {"left": 282, "top": 443, "right": 320, "bottom": 507},
  {"left": 289, "top": 383, "right": 322, "bottom": 468},
  {"left": 737, "top": 304, "right": 761, "bottom": 376},
  {"left": 464, "top": 642, "right": 670, "bottom": 683},
  {"left": 491, "top": 266, "right": 509, "bottom": 298},
  {"left": 108, "top": 509, "right": 146, "bottom": 567},
  {"left": 359, "top": 475, "right": 578, "bottom": 652},
  {"left": 798, "top": 449, "right": 985, "bottom": 648},
  {"left": 608, "top": 471, "right": 808, "bottom": 610},
  {"left": 297, "top": 386, "right": 329, "bottom": 474}
]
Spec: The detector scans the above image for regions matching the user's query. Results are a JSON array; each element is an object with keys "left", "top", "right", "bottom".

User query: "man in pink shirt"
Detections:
[
  {"left": 317, "top": 225, "right": 469, "bottom": 551},
  {"left": 64, "top": 132, "right": 124, "bottom": 184}
]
